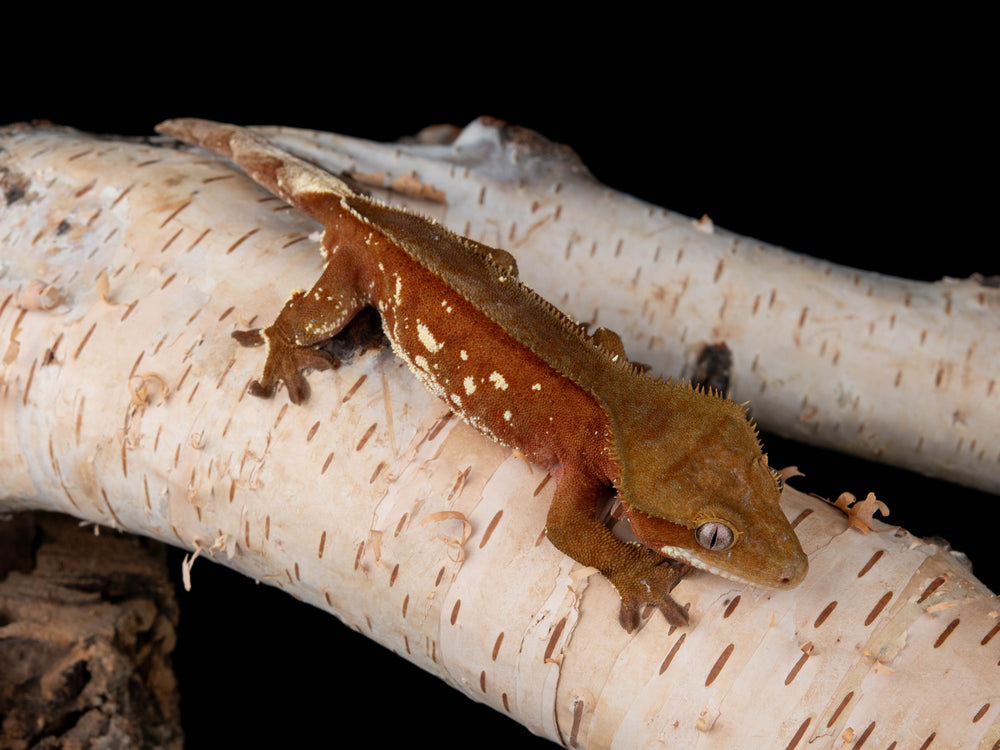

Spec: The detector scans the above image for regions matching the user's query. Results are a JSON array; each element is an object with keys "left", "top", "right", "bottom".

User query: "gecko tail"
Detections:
[{"left": 155, "top": 118, "right": 355, "bottom": 223}]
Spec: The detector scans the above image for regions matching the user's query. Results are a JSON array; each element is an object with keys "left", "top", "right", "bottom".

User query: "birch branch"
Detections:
[{"left": 1, "top": 122, "right": 998, "bottom": 749}]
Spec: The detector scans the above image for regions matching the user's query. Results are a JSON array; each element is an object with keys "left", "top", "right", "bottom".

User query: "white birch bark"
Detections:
[{"left": 1, "top": 122, "right": 998, "bottom": 749}]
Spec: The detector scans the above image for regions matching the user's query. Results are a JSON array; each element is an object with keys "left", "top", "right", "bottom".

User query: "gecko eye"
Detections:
[{"left": 695, "top": 522, "right": 735, "bottom": 551}]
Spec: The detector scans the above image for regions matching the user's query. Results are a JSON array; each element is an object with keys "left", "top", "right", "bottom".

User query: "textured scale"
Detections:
[{"left": 157, "top": 118, "right": 808, "bottom": 631}]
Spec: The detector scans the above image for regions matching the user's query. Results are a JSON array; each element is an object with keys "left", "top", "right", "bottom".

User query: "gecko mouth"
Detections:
[
  {"left": 655, "top": 544, "right": 760, "bottom": 587},
  {"left": 655, "top": 542, "right": 803, "bottom": 589}
]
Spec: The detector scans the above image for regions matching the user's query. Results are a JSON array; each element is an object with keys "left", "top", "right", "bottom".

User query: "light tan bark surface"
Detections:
[{"left": 1, "top": 122, "right": 998, "bottom": 749}]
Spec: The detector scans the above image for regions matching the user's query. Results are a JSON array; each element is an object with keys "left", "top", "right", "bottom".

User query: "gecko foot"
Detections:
[
  {"left": 616, "top": 556, "right": 692, "bottom": 632},
  {"left": 233, "top": 328, "right": 336, "bottom": 404}
]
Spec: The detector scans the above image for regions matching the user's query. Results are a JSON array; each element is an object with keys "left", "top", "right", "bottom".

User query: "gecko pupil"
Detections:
[{"left": 696, "top": 522, "right": 734, "bottom": 551}]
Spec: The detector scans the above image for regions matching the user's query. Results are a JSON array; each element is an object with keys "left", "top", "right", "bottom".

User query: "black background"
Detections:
[{"left": 6, "top": 14, "right": 993, "bottom": 748}]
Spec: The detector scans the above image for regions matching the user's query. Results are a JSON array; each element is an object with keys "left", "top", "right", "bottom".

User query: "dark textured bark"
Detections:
[{"left": 0, "top": 513, "right": 182, "bottom": 750}]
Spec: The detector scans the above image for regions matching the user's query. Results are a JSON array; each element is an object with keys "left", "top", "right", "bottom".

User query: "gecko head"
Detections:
[{"left": 611, "top": 381, "right": 808, "bottom": 589}]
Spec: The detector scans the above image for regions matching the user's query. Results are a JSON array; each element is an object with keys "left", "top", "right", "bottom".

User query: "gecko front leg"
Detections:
[
  {"left": 233, "top": 246, "right": 370, "bottom": 404},
  {"left": 545, "top": 470, "right": 691, "bottom": 631}
]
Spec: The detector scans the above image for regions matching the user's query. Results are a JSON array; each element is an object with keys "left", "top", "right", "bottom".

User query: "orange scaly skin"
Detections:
[{"left": 157, "top": 118, "right": 808, "bottom": 631}]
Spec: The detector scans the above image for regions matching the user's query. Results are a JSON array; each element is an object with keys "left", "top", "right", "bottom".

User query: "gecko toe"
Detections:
[
  {"left": 618, "top": 598, "right": 648, "bottom": 633},
  {"left": 618, "top": 590, "right": 688, "bottom": 632},
  {"left": 232, "top": 328, "right": 265, "bottom": 347},
  {"left": 247, "top": 379, "right": 277, "bottom": 399},
  {"left": 614, "top": 557, "right": 691, "bottom": 632},
  {"left": 277, "top": 348, "right": 336, "bottom": 404},
  {"left": 283, "top": 374, "right": 310, "bottom": 405}
]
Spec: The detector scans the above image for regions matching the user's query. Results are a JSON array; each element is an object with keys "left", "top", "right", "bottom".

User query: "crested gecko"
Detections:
[{"left": 157, "top": 118, "right": 808, "bottom": 631}]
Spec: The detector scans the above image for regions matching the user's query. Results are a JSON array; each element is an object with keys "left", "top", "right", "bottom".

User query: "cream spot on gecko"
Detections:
[
  {"left": 532, "top": 383, "right": 542, "bottom": 391},
  {"left": 503, "top": 410, "right": 512, "bottom": 421},
  {"left": 489, "top": 372, "right": 508, "bottom": 390},
  {"left": 463, "top": 376, "right": 477, "bottom": 395},
  {"left": 460, "top": 350, "right": 469, "bottom": 361},
  {"left": 450, "top": 394, "right": 462, "bottom": 407},
  {"left": 417, "top": 322, "right": 443, "bottom": 353}
]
